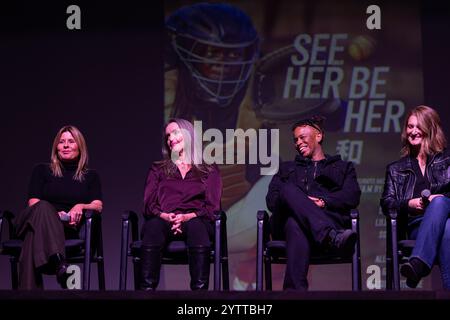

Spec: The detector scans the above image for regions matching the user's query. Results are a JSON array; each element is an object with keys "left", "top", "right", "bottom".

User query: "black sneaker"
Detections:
[{"left": 330, "top": 229, "right": 357, "bottom": 256}]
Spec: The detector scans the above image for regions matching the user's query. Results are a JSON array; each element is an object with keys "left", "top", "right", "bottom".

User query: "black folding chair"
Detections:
[
  {"left": 256, "top": 209, "right": 362, "bottom": 291},
  {"left": 119, "top": 210, "right": 229, "bottom": 290},
  {"left": 0, "top": 209, "right": 105, "bottom": 290}
]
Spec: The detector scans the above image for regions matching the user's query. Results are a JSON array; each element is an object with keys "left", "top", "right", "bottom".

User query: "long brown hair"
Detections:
[
  {"left": 401, "top": 105, "right": 447, "bottom": 156},
  {"left": 159, "top": 118, "right": 212, "bottom": 177},
  {"left": 50, "top": 125, "right": 88, "bottom": 181}
]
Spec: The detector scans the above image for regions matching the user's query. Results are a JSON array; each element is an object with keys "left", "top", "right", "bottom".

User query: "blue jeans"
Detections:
[{"left": 408, "top": 196, "right": 450, "bottom": 289}]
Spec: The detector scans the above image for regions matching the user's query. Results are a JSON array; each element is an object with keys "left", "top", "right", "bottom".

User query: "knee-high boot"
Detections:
[
  {"left": 139, "top": 245, "right": 161, "bottom": 291},
  {"left": 188, "top": 246, "right": 210, "bottom": 291},
  {"left": 48, "top": 253, "right": 70, "bottom": 289}
]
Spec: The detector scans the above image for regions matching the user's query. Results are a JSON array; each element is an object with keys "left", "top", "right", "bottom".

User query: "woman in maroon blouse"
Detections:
[{"left": 140, "top": 118, "right": 222, "bottom": 290}]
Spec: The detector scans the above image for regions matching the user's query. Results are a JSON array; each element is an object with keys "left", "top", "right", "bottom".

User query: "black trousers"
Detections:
[
  {"left": 13, "top": 200, "right": 77, "bottom": 290},
  {"left": 141, "top": 216, "right": 213, "bottom": 247},
  {"left": 270, "top": 183, "right": 344, "bottom": 290}
]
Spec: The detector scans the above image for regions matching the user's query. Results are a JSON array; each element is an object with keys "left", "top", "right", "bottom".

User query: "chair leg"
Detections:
[
  {"left": 386, "top": 257, "right": 393, "bottom": 290},
  {"left": 97, "top": 257, "right": 105, "bottom": 290},
  {"left": 390, "top": 222, "right": 400, "bottom": 291},
  {"left": 386, "top": 216, "right": 393, "bottom": 290},
  {"left": 83, "top": 255, "right": 91, "bottom": 290},
  {"left": 132, "top": 257, "right": 141, "bottom": 290},
  {"left": 10, "top": 256, "right": 19, "bottom": 290},
  {"left": 213, "top": 258, "right": 220, "bottom": 291},
  {"left": 264, "top": 257, "right": 272, "bottom": 291},
  {"left": 222, "top": 258, "right": 230, "bottom": 291},
  {"left": 352, "top": 255, "right": 362, "bottom": 291},
  {"left": 119, "top": 219, "right": 129, "bottom": 290},
  {"left": 256, "top": 233, "right": 263, "bottom": 292},
  {"left": 352, "top": 241, "right": 362, "bottom": 291},
  {"left": 83, "top": 217, "right": 92, "bottom": 290},
  {"left": 393, "top": 257, "right": 401, "bottom": 290},
  {"left": 96, "top": 223, "right": 105, "bottom": 290},
  {"left": 214, "top": 241, "right": 220, "bottom": 290},
  {"left": 256, "top": 211, "right": 265, "bottom": 291}
]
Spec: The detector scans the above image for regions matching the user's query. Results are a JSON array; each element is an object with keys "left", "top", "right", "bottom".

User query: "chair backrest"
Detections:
[
  {"left": 0, "top": 210, "right": 16, "bottom": 240},
  {"left": 119, "top": 210, "right": 229, "bottom": 290}
]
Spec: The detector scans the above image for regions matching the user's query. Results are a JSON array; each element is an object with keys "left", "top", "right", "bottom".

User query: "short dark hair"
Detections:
[
  {"left": 291, "top": 115, "right": 325, "bottom": 144},
  {"left": 291, "top": 115, "right": 325, "bottom": 133}
]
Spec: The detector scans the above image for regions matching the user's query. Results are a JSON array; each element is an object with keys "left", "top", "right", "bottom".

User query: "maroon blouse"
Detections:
[{"left": 144, "top": 162, "right": 222, "bottom": 221}]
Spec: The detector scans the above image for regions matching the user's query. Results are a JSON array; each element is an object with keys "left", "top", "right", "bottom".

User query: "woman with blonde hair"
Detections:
[
  {"left": 381, "top": 105, "right": 450, "bottom": 288},
  {"left": 13, "top": 125, "right": 103, "bottom": 289}
]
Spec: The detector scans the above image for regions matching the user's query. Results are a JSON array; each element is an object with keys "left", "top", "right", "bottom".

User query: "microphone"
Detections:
[
  {"left": 421, "top": 189, "right": 431, "bottom": 206},
  {"left": 60, "top": 211, "right": 71, "bottom": 222}
]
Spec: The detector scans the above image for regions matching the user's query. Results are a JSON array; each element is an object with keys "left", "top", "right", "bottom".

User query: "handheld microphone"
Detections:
[
  {"left": 421, "top": 189, "right": 431, "bottom": 206},
  {"left": 60, "top": 211, "right": 70, "bottom": 222}
]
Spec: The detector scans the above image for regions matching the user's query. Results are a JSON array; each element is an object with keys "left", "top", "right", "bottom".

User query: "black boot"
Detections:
[
  {"left": 139, "top": 245, "right": 162, "bottom": 291},
  {"left": 188, "top": 246, "right": 210, "bottom": 291},
  {"left": 48, "top": 253, "right": 70, "bottom": 289},
  {"left": 400, "top": 257, "right": 431, "bottom": 288}
]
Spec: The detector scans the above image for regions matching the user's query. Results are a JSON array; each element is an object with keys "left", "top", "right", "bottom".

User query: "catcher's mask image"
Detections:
[{"left": 166, "top": 3, "right": 260, "bottom": 107}]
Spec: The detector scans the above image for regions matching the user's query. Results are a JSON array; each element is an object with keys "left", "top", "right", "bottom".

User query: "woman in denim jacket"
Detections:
[{"left": 381, "top": 105, "right": 450, "bottom": 289}]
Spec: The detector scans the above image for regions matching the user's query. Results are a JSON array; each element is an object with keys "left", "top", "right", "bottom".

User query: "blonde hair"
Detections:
[
  {"left": 401, "top": 105, "right": 447, "bottom": 156},
  {"left": 50, "top": 125, "right": 88, "bottom": 181}
]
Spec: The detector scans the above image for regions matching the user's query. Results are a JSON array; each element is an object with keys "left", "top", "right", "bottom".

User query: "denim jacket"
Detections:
[{"left": 380, "top": 149, "right": 450, "bottom": 220}]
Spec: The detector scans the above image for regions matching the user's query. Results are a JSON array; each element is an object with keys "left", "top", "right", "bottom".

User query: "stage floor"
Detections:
[{"left": 1, "top": 289, "right": 449, "bottom": 300}]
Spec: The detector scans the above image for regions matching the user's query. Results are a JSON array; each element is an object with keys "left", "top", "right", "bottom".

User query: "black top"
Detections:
[
  {"left": 28, "top": 163, "right": 102, "bottom": 212},
  {"left": 296, "top": 157, "right": 327, "bottom": 198},
  {"left": 410, "top": 156, "right": 431, "bottom": 198}
]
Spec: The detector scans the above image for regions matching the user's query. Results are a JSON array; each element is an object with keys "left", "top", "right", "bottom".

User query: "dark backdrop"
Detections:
[
  {"left": 0, "top": 0, "right": 449, "bottom": 290},
  {"left": 421, "top": 1, "right": 450, "bottom": 117},
  {"left": 0, "top": 1, "right": 163, "bottom": 289}
]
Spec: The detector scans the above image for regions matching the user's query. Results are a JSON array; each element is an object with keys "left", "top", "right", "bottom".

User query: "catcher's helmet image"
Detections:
[{"left": 166, "top": 3, "right": 259, "bottom": 107}]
